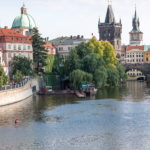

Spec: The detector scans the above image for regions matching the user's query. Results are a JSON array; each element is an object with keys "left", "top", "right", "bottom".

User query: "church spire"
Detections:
[
  {"left": 105, "top": 3, "right": 115, "bottom": 24},
  {"left": 131, "top": 7, "right": 141, "bottom": 32}
]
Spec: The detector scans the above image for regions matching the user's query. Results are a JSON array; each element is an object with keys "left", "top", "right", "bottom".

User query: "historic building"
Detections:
[
  {"left": 125, "top": 46, "right": 144, "bottom": 64},
  {"left": 12, "top": 4, "right": 36, "bottom": 36},
  {"left": 0, "top": 27, "right": 33, "bottom": 75},
  {"left": 129, "top": 9, "right": 143, "bottom": 46},
  {"left": 43, "top": 44, "right": 56, "bottom": 55},
  {"left": 98, "top": 3, "right": 122, "bottom": 57},
  {"left": 49, "top": 35, "right": 89, "bottom": 59},
  {"left": 0, "top": 4, "right": 36, "bottom": 75}
]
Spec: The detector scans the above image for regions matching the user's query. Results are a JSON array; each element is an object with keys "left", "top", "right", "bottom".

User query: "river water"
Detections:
[{"left": 0, "top": 81, "right": 150, "bottom": 150}]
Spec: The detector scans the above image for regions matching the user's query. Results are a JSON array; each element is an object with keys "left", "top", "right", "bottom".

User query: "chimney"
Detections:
[{"left": 4, "top": 26, "right": 8, "bottom": 29}]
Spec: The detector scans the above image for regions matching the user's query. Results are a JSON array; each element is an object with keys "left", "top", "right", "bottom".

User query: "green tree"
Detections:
[
  {"left": 32, "top": 28, "right": 48, "bottom": 74},
  {"left": 65, "top": 49, "right": 81, "bottom": 76},
  {"left": 11, "top": 56, "right": 33, "bottom": 76},
  {"left": 0, "top": 65, "right": 9, "bottom": 87},
  {"left": 100, "top": 40, "right": 118, "bottom": 67},
  {"left": 82, "top": 53, "right": 105, "bottom": 74},
  {"left": 107, "top": 66, "right": 119, "bottom": 86},
  {"left": 116, "top": 64, "right": 128, "bottom": 83},
  {"left": 69, "top": 69, "right": 93, "bottom": 89},
  {"left": 76, "top": 42, "right": 92, "bottom": 59},
  {"left": 52, "top": 54, "right": 65, "bottom": 77},
  {"left": 94, "top": 66, "right": 108, "bottom": 88},
  {"left": 45, "top": 55, "right": 54, "bottom": 73},
  {"left": 14, "top": 70, "right": 23, "bottom": 83}
]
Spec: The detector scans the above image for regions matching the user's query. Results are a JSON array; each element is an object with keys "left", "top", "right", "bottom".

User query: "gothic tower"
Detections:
[
  {"left": 98, "top": 4, "right": 122, "bottom": 57},
  {"left": 129, "top": 8, "right": 143, "bottom": 46}
]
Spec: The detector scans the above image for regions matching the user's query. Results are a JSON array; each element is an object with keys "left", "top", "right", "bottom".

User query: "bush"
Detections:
[{"left": 14, "top": 70, "right": 23, "bottom": 83}]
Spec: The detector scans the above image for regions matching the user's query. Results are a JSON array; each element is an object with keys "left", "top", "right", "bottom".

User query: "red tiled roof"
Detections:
[
  {"left": 43, "top": 44, "right": 54, "bottom": 49},
  {"left": 127, "top": 46, "right": 144, "bottom": 51},
  {"left": 0, "top": 28, "right": 25, "bottom": 37},
  {"left": 0, "top": 28, "right": 32, "bottom": 43}
]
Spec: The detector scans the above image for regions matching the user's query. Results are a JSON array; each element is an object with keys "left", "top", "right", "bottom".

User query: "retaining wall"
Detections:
[{"left": 0, "top": 78, "right": 39, "bottom": 106}]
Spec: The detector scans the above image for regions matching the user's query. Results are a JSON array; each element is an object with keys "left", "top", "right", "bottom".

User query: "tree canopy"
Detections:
[
  {"left": 64, "top": 37, "right": 127, "bottom": 89},
  {"left": 11, "top": 56, "right": 33, "bottom": 76},
  {"left": 32, "top": 28, "right": 48, "bottom": 74}
]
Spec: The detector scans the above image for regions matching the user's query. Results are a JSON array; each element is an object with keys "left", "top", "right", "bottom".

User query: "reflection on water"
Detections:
[
  {"left": 96, "top": 81, "right": 150, "bottom": 102},
  {"left": 0, "top": 81, "right": 150, "bottom": 150}
]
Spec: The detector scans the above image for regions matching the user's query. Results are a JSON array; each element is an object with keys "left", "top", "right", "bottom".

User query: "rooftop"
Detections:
[{"left": 49, "top": 35, "right": 89, "bottom": 46}]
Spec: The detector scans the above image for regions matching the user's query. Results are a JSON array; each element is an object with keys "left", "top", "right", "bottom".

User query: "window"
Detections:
[
  {"left": 14, "top": 45, "right": 16, "bottom": 50},
  {"left": 25, "top": 31, "right": 29, "bottom": 36},
  {"left": 23, "top": 45, "right": 26, "bottom": 50},
  {"left": 18, "top": 45, "right": 21, "bottom": 50},
  {"left": 59, "top": 47, "right": 63, "bottom": 51},
  {"left": 8, "top": 53, "right": 11, "bottom": 58},
  {"left": 8, "top": 62, "right": 11, "bottom": 67},
  {"left": 8, "top": 44, "right": 11, "bottom": 49},
  {"left": 146, "top": 58, "right": 148, "bottom": 62},
  {"left": 28, "top": 54, "right": 30, "bottom": 58},
  {"left": 28, "top": 46, "right": 31, "bottom": 50}
]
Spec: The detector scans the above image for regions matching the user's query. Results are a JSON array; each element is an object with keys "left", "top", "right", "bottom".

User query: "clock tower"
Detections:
[{"left": 129, "top": 8, "right": 143, "bottom": 46}]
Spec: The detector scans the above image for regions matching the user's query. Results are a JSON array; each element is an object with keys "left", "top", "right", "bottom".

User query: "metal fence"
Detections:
[{"left": 0, "top": 76, "right": 34, "bottom": 91}]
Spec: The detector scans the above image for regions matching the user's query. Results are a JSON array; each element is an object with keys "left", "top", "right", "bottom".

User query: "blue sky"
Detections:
[{"left": 0, "top": 0, "right": 149, "bottom": 44}]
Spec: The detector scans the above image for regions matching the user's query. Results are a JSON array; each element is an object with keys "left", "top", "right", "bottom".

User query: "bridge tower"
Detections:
[{"left": 98, "top": 1, "right": 122, "bottom": 58}]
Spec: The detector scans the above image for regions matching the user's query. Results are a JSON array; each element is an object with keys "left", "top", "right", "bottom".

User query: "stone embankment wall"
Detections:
[{"left": 0, "top": 78, "right": 39, "bottom": 106}]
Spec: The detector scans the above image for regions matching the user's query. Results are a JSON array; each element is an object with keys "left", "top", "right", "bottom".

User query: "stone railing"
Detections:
[{"left": 0, "top": 76, "right": 34, "bottom": 91}]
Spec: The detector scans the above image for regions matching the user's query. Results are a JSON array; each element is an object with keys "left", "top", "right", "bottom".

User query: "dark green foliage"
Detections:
[
  {"left": 11, "top": 56, "right": 33, "bottom": 76},
  {"left": 69, "top": 69, "right": 93, "bottom": 89},
  {"left": 94, "top": 66, "right": 108, "bottom": 88},
  {"left": 82, "top": 54, "right": 105, "bottom": 74},
  {"left": 65, "top": 49, "right": 81, "bottom": 76},
  {"left": 14, "top": 70, "right": 23, "bottom": 83},
  {"left": 107, "top": 66, "right": 119, "bottom": 86},
  {"left": 116, "top": 64, "right": 128, "bottom": 83},
  {"left": 52, "top": 54, "right": 65, "bottom": 78},
  {"left": 32, "top": 28, "right": 48, "bottom": 74},
  {"left": 76, "top": 42, "right": 92, "bottom": 59},
  {"left": 0, "top": 65, "right": 9, "bottom": 87}
]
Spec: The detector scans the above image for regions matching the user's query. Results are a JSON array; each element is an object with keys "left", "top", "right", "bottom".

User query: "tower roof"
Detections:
[
  {"left": 12, "top": 4, "right": 36, "bottom": 29},
  {"left": 130, "top": 8, "right": 142, "bottom": 33},
  {"left": 105, "top": 5, "right": 115, "bottom": 24}
]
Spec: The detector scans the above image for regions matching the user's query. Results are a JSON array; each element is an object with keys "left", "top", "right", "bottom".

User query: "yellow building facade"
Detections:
[{"left": 144, "top": 50, "right": 150, "bottom": 63}]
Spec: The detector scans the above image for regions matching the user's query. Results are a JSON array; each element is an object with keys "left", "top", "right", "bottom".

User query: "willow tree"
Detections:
[{"left": 32, "top": 28, "right": 48, "bottom": 74}]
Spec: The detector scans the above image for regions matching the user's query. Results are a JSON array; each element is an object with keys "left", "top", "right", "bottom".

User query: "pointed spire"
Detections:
[
  {"left": 120, "top": 18, "right": 122, "bottom": 24},
  {"left": 131, "top": 6, "right": 141, "bottom": 33},
  {"left": 134, "top": 6, "right": 137, "bottom": 19},
  {"left": 98, "top": 17, "right": 100, "bottom": 25},
  {"left": 105, "top": 4, "right": 115, "bottom": 24}
]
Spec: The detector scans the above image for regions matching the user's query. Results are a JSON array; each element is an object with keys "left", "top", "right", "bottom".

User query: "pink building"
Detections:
[{"left": 0, "top": 27, "right": 33, "bottom": 75}]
